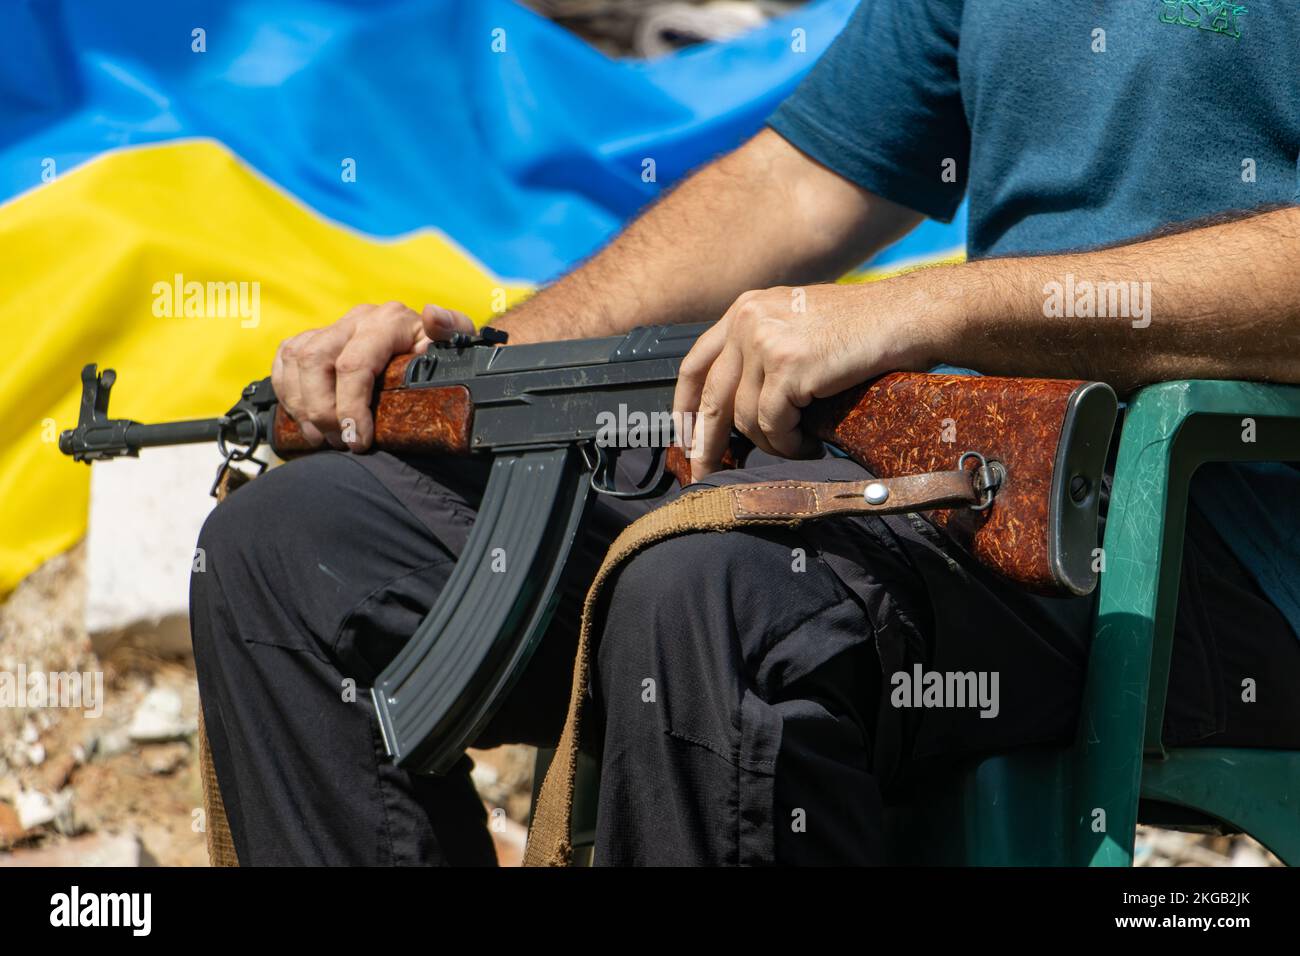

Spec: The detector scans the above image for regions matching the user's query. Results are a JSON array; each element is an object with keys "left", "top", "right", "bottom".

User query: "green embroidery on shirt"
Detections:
[{"left": 1158, "top": 0, "right": 1247, "bottom": 39}]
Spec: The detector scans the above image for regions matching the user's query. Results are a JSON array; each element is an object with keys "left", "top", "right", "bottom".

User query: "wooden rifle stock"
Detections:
[
  {"left": 666, "top": 372, "right": 1114, "bottom": 595},
  {"left": 804, "top": 372, "right": 1108, "bottom": 593}
]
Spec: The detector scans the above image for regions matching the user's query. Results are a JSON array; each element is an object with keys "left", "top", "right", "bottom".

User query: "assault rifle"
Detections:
[{"left": 60, "top": 323, "right": 1117, "bottom": 774}]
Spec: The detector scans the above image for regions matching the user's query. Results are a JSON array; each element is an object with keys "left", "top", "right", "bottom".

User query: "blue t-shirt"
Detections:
[{"left": 768, "top": 0, "right": 1300, "bottom": 635}]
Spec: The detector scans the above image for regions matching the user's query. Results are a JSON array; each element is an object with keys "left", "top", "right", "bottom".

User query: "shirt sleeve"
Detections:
[{"left": 767, "top": 0, "right": 969, "bottom": 223}]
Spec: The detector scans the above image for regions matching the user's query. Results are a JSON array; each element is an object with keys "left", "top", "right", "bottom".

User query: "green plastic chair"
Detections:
[
  {"left": 534, "top": 380, "right": 1300, "bottom": 866},
  {"left": 884, "top": 380, "right": 1300, "bottom": 865}
]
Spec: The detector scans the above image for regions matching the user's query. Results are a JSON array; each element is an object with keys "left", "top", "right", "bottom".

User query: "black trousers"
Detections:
[{"left": 189, "top": 450, "right": 1300, "bottom": 865}]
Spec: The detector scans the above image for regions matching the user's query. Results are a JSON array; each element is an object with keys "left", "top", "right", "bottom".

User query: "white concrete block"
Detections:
[{"left": 84, "top": 444, "right": 222, "bottom": 653}]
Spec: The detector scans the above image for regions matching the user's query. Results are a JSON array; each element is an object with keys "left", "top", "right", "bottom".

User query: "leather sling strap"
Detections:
[{"left": 523, "top": 469, "right": 980, "bottom": 866}]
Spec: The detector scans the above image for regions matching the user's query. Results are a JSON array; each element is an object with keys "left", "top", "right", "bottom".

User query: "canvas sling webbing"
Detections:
[
  {"left": 524, "top": 469, "right": 983, "bottom": 866},
  {"left": 196, "top": 464, "right": 253, "bottom": 867},
  {"left": 197, "top": 706, "right": 239, "bottom": 866}
]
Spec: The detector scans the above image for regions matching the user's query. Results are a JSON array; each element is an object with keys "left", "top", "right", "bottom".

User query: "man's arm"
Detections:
[
  {"left": 931, "top": 207, "right": 1300, "bottom": 389},
  {"left": 676, "top": 206, "right": 1300, "bottom": 479},
  {"left": 493, "top": 129, "right": 923, "bottom": 343},
  {"left": 272, "top": 129, "right": 921, "bottom": 448}
]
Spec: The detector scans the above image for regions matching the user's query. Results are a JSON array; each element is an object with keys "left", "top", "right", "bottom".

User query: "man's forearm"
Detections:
[
  {"left": 493, "top": 129, "right": 922, "bottom": 344},
  {"left": 919, "top": 206, "right": 1300, "bottom": 393}
]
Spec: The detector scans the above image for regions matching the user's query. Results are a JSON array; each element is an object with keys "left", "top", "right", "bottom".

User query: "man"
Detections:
[{"left": 191, "top": 1, "right": 1300, "bottom": 865}]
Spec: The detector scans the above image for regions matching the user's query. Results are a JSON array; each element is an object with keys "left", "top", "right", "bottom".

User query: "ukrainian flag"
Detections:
[{"left": 0, "top": 0, "right": 963, "bottom": 593}]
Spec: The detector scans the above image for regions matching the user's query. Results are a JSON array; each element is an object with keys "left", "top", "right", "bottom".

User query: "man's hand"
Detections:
[
  {"left": 673, "top": 281, "right": 935, "bottom": 481},
  {"left": 272, "top": 301, "right": 475, "bottom": 451}
]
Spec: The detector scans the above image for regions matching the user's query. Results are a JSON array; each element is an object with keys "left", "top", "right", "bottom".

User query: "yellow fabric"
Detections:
[
  {"left": 0, "top": 140, "right": 529, "bottom": 593},
  {"left": 841, "top": 251, "right": 966, "bottom": 284}
]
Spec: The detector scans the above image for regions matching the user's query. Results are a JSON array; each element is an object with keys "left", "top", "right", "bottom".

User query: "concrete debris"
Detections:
[
  {"left": 2, "top": 832, "right": 147, "bottom": 867},
  {"left": 128, "top": 688, "right": 195, "bottom": 742},
  {"left": 470, "top": 761, "right": 499, "bottom": 790},
  {"left": 1135, "top": 824, "right": 1280, "bottom": 867},
  {"left": 0, "top": 801, "right": 25, "bottom": 848},
  {"left": 15, "top": 788, "right": 74, "bottom": 834},
  {"left": 142, "top": 742, "right": 191, "bottom": 776},
  {"left": 14, "top": 790, "right": 56, "bottom": 831},
  {"left": 1229, "top": 840, "right": 1274, "bottom": 868},
  {"left": 468, "top": 745, "right": 537, "bottom": 824},
  {"left": 85, "top": 443, "right": 216, "bottom": 654},
  {"left": 38, "top": 752, "right": 77, "bottom": 792},
  {"left": 87, "top": 727, "right": 134, "bottom": 760}
]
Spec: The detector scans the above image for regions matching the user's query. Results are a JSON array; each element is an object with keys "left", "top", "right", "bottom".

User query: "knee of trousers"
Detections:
[
  {"left": 189, "top": 452, "right": 374, "bottom": 665},
  {"left": 595, "top": 527, "right": 843, "bottom": 689},
  {"left": 194, "top": 452, "right": 360, "bottom": 578}
]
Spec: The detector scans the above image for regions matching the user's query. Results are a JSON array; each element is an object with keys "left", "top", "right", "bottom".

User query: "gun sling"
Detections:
[
  {"left": 523, "top": 466, "right": 989, "bottom": 867},
  {"left": 196, "top": 474, "right": 246, "bottom": 867}
]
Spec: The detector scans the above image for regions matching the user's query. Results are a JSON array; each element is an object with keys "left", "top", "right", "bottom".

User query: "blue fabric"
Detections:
[
  {"left": 0, "top": 0, "right": 962, "bottom": 283},
  {"left": 768, "top": 0, "right": 1300, "bottom": 636}
]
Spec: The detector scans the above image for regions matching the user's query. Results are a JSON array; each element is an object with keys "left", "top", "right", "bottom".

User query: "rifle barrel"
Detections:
[
  {"left": 127, "top": 419, "right": 227, "bottom": 447},
  {"left": 60, "top": 417, "right": 228, "bottom": 458}
]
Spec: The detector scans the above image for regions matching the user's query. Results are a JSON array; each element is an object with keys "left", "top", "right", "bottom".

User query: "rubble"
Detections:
[
  {"left": 15, "top": 787, "right": 75, "bottom": 834},
  {"left": 1135, "top": 825, "right": 1281, "bottom": 867},
  {"left": 3, "top": 832, "right": 147, "bottom": 867},
  {"left": 128, "top": 688, "right": 196, "bottom": 742},
  {"left": 38, "top": 752, "right": 78, "bottom": 792},
  {"left": 0, "top": 801, "right": 24, "bottom": 848},
  {"left": 142, "top": 742, "right": 191, "bottom": 776},
  {"left": 87, "top": 727, "right": 134, "bottom": 760}
]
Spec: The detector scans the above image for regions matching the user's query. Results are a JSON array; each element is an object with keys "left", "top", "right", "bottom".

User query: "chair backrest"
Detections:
[{"left": 1072, "top": 380, "right": 1300, "bottom": 865}]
